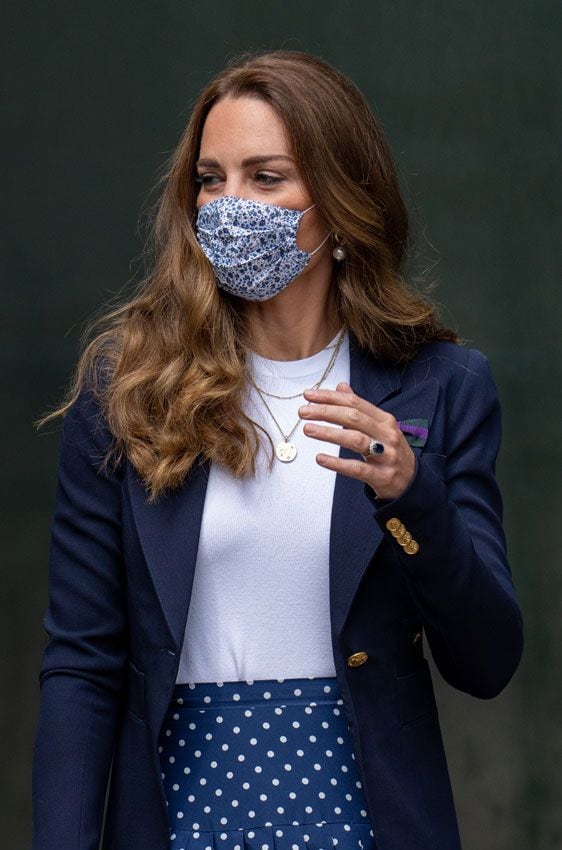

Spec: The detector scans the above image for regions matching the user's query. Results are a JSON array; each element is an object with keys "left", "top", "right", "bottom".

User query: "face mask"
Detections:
[{"left": 195, "top": 195, "right": 330, "bottom": 301}]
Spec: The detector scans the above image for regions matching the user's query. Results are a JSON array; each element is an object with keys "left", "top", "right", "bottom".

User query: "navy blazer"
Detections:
[{"left": 32, "top": 337, "right": 524, "bottom": 850}]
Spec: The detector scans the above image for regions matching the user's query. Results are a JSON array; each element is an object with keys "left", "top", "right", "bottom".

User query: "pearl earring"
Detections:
[{"left": 332, "top": 235, "right": 347, "bottom": 261}]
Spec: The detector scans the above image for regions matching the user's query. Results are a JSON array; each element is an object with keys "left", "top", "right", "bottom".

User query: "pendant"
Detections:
[{"left": 275, "top": 441, "right": 297, "bottom": 462}]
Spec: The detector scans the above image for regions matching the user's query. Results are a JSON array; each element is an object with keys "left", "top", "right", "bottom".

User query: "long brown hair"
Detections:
[{"left": 36, "top": 50, "right": 458, "bottom": 503}]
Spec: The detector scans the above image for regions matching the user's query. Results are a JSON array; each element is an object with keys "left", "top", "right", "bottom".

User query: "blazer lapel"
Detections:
[
  {"left": 126, "top": 457, "right": 210, "bottom": 652},
  {"left": 329, "top": 338, "right": 440, "bottom": 637}
]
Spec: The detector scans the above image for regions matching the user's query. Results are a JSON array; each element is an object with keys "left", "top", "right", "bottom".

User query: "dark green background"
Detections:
[{"left": 3, "top": 2, "right": 561, "bottom": 847}]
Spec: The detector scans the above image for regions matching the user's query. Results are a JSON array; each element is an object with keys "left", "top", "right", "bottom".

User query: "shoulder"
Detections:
[{"left": 402, "top": 340, "right": 497, "bottom": 397}]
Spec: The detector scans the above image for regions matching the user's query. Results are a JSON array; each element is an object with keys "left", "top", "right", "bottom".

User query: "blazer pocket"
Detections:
[
  {"left": 126, "top": 658, "right": 146, "bottom": 721},
  {"left": 419, "top": 451, "right": 446, "bottom": 481},
  {"left": 396, "top": 659, "right": 438, "bottom": 728}
]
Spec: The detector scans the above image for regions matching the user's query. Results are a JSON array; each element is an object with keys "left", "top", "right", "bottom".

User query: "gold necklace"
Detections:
[{"left": 249, "top": 328, "right": 346, "bottom": 463}]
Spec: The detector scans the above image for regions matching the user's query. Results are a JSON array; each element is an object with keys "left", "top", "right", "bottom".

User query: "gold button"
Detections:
[
  {"left": 386, "top": 518, "right": 401, "bottom": 533},
  {"left": 404, "top": 540, "right": 420, "bottom": 555},
  {"left": 397, "top": 531, "right": 412, "bottom": 546},
  {"left": 347, "top": 651, "right": 369, "bottom": 668},
  {"left": 391, "top": 524, "right": 407, "bottom": 539}
]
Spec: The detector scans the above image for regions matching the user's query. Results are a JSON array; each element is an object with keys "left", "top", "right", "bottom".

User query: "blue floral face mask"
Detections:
[{"left": 195, "top": 195, "right": 330, "bottom": 301}]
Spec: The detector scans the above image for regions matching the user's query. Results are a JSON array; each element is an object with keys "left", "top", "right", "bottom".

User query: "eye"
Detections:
[
  {"left": 255, "top": 171, "right": 284, "bottom": 186},
  {"left": 195, "top": 173, "right": 222, "bottom": 187}
]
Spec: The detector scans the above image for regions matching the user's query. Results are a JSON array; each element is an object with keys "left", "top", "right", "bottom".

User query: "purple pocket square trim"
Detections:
[{"left": 398, "top": 422, "right": 429, "bottom": 441}]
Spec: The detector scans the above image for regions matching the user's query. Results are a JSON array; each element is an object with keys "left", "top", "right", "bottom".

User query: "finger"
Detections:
[
  {"left": 299, "top": 400, "right": 388, "bottom": 437},
  {"left": 302, "top": 422, "right": 382, "bottom": 457},
  {"left": 315, "top": 452, "right": 378, "bottom": 484},
  {"left": 303, "top": 386, "right": 390, "bottom": 423}
]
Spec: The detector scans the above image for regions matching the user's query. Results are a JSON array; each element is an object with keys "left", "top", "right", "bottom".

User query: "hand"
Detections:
[{"left": 298, "top": 381, "right": 416, "bottom": 500}]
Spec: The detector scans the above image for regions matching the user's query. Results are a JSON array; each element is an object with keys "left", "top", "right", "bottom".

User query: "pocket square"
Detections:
[{"left": 397, "top": 419, "right": 429, "bottom": 447}]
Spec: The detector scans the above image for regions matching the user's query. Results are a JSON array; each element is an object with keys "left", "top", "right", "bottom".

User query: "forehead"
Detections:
[{"left": 199, "top": 95, "right": 292, "bottom": 158}]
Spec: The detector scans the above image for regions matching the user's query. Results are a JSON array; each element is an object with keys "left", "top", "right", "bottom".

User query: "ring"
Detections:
[{"left": 363, "top": 438, "right": 385, "bottom": 460}]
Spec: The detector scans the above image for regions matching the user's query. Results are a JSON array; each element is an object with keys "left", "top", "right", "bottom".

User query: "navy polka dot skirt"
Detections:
[{"left": 158, "top": 676, "right": 376, "bottom": 850}]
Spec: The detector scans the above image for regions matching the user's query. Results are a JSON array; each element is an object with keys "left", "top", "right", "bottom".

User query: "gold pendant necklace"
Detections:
[{"left": 249, "top": 329, "right": 346, "bottom": 463}]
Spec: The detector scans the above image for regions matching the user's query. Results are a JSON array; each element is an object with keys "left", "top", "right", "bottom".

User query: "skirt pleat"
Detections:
[{"left": 158, "top": 677, "right": 376, "bottom": 850}]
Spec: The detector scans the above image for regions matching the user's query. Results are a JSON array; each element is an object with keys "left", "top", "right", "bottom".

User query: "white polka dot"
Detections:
[
  {"left": 254, "top": 766, "right": 262, "bottom": 773},
  {"left": 220, "top": 817, "right": 228, "bottom": 825},
  {"left": 326, "top": 749, "right": 333, "bottom": 757},
  {"left": 216, "top": 716, "right": 223, "bottom": 724},
  {"left": 289, "top": 791, "right": 296, "bottom": 799},
  {"left": 305, "top": 707, "right": 313, "bottom": 714},
  {"left": 220, "top": 833, "right": 227, "bottom": 840},
  {"left": 248, "top": 831, "right": 255, "bottom": 838},
  {"left": 305, "top": 806, "right": 313, "bottom": 814},
  {"left": 226, "top": 771, "right": 234, "bottom": 778},
  {"left": 314, "top": 763, "right": 321, "bottom": 770},
  {"left": 344, "top": 824, "right": 351, "bottom": 831},
  {"left": 261, "top": 844, "right": 269, "bottom": 850},
  {"left": 179, "top": 739, "right": 185, "bottom": 747},
  {"left": 250, "top": 737, "right": 258, "bottom": 745},
  {"left": 194, "top": 833, "right": 200, "bottom": 839},
  {"left": 304, "top": 835, "right": 310, "bottom": 842},
  {"left": 280, "top": 735, "right": 287, "bottom": 743},
  {"left": 309, "top": 735, "right": 317, "bottom": 742},
  {"left": 203, "top": 696, "right": 211, "bottom": 703},
  {"left": 158, "top": 745, "right": 163, "bottom": 752},
  {"left": 173, "top": 712, "right": 180, "bottom": 719},
  {"left": 272, "top": 778, "right": 280, "bottom": 785},
  {"left": 232, "top": 799, "right": 239, "bottom": 807},
  {"left": 177, "top": 812, "right": 184, "bottom": 819},
  {"left": 337, "top": 737, "right": 344, "bottom": 744},
  {"left": 248, "top": 810, "right": 256, "bottom": 818},
  {"left": 276, "top": 830, "right": 284, "bottom": 837},
  {"left": 221, "top": 744, "right": 229, "bottom": 751},
  {"left": 274, "top": 707, "right": 283, "bottom": 715},
  {"left": 187, "top": 794, "right": 195, "bottom": 802},
  {"left": 204, "top": 805, "right": 211, "bottom": 813},
  {"left": 331, "top": 778, "right": 338, "bottom": 785},
  {"left": 267, "top": 750, "right": 275, "bottom": 758},
  {"left": 199, "top": 778, "right": 206, "bottom": 785},
  {"left": 260, "top": 793, "right": 268, "bottom": 801},
  {"left": 263, "top": 691, "right": 271, "bottom": 699},
  {"left": 277, "top": 806, "right": 284, "bottom": 813},
  {"left": 301, "top": 777, "right": 309, "bottom": 784},
  {"left": 215, "top": 789, "right": 223, "bottom": 796},
  {"left": 210, "top": 760, "right": 218, "bottom": 768},
  {"left": 194, "top": 750, "right": 201, "bottom": 757},
  {"left": 318, "top": 791, "right": 326, "bottom": 799},
  {"left": 262, "top": 722, "right": 270, "bottom": 729},
  {"left": 296, "top": 749, "right": 304, "bottom": 756},
  {"left": 243, "top": 782, "right": 250, "bottom": 789},
  {"left": 176, "top": 697, "right": 184, "bottom": 705},
  {"left": 189, "top": 723, "right": 196, "bottom": 730},
  {"left": 294, "top": 688, "right": 302, "bottom": 696},
  {"left": 233, "top": 693, "right": 240, "bottom": 701},
  {"left": 292, "top": 721, "right": 300, "bottom": 728},
  {"left": 333, "top": 708, "right": 341, "bottom": 715},
  {"left": 172, "top": 783, "right": 179, "bottom": 791},
  {"left": 360, "top": 809, "right": 367, "bottom": 817},
  {"left": 233, "top": 726, "right": 240, "bottom": 734},
  {"left": 284, "top": 763, "right": 292, "bottom": 771},
  {"left": 244, "top": 710, "right": 253, "bottom": 717},
  {"left": 324, "top": 685, "right": 332, "bottom": 693},
  {"left": 345, "top": 793, "right": 352, "bottom": 801},
  {"left": 183, "top": 767, "right": 191, "bottom": 775},
  {"left": 356, "top": 780, "right": 362, "bottom": 788},
  {"left": 292, "top": 845, "right": 300, "bottom": 850},
  {"left": 322, "top": 721, "right": 329, "bottom": 729},
  {"left": 168, "top": 756, "right": 175, "bottom": 763},
  {"left": 341, "top": 765, "right": 348, "bottom": 773},
  {"left": 165, "top": 729, "right": 171, "bottom": 736},
  {"left": 237, "top": 754, "right": 245, "bottom": 762},
  {"left": 334, "top": 806, "right": 342, "bottom": 814},
  {"left": 205, "top": 733, "right": 213, "bottom": 740}
]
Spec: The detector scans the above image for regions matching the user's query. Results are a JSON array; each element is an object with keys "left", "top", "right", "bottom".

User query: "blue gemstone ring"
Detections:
[{"left": 363, "top": 438, "right": 385, "bottom": 459}]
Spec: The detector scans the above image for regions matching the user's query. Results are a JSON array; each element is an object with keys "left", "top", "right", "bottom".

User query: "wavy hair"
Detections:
[{"left": 36, "top": 50, "right": 458, "bottom": 503}]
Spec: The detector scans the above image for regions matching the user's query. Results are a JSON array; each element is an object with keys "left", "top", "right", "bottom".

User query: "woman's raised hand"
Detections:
[{"left": 299, "top": 381, "right": 416, "bottom": 500}]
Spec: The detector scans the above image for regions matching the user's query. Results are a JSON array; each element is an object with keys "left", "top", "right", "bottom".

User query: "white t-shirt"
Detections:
[{"left": 176, "top": 330, "right": 350, "bottom": 683}]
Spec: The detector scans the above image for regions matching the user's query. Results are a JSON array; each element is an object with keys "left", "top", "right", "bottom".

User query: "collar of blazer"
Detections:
[{"left": 126, "top": 333, "right": 440, "bottom": 650}]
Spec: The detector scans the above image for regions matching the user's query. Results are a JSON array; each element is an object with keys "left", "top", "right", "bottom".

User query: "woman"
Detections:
[{"left": 32, "top": 51, "right": 523, "bottom": 850}]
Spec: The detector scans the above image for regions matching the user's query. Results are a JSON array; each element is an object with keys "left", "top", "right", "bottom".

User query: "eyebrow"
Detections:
[{"left": 195, "top": 155, "right": 295, "bottom": 168}]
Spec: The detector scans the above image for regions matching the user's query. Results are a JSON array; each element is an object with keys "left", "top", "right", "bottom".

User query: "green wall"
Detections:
[{"left": 3, "top": 2, "right": 560, "bottom": 847}]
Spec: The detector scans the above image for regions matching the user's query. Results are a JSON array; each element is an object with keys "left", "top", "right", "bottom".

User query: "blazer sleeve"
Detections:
[
  {"left": 372, "top": 348, "right": 524, "bottom": 699},
  {"left": 32, "top": 382, "right": 128, "bottom": 850}
]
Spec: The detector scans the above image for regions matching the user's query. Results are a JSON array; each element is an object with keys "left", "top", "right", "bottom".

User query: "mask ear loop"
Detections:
[{"left": 298, "top": 204, "right": 332, "bottom": 257}]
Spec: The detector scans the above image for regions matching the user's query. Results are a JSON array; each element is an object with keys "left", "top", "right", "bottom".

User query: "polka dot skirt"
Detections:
[{"left": 158, "top": 676, "right": 376, "bottom": 850}]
